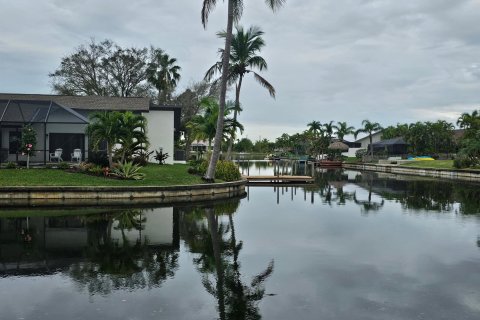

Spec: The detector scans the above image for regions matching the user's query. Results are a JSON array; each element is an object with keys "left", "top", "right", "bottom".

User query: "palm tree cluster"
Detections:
[
  {"left": 86, "top": 111, "right": 148, "bottom": 167},
  {"left": 201, "top": 0, "right": 287, "bottom": 181},
  {"left": 187, "top": 97, "right": 243, "bottom": 153}
]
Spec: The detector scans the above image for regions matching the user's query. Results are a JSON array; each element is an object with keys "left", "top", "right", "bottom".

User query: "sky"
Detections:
[{"left": 1, "top": 0, "right": 480, "bottom": 141}]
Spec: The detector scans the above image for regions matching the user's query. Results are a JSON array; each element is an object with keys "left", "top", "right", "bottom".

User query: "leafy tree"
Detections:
[
  {"left": 334, "top": 121, "right": 355, "bottom": 141},
  {"left": 234, "top": 138, "right": 254, "bottom": 152},
  {"left": 147, "top": 49, "right": 181, "bottom": 103},
  {"left": 457, "top": 110, "right": 480, "bottom": 139},
  {"left": 50, "top": 39, "right": 180, "bottom": 101},
  {"left": 206, "top": 25, "right": 275, "bottom": 160},
  {"left": 201, "top": 0, "right": 286, "bottom": 181},
  {"left": 174, "top": 81, "right": 220, "bottom": 158},
  {"left": 322, "top": 121, "right": 335, "bottom": 141},
  {"left": 355, "top": 120, "right": 383, "bottom": 158}
]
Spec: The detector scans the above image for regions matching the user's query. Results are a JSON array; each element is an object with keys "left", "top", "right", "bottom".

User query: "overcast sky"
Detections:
[{"left": 1, "top": 0, "right": 480, "bottom": 140}]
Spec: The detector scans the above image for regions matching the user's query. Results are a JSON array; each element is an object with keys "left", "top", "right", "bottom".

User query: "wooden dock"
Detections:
[{"left": 244, "top": 175, "right": 315, "bottom": 184}]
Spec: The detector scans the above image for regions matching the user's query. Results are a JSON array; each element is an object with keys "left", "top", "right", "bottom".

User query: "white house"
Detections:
[{"left": 0, "top": 93, "right": 181, "bottom": 165}]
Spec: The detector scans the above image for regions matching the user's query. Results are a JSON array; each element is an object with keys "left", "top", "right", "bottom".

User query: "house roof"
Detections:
[
  {"left": 372, "top": 136, "right": 407, "bottom": 146},
  {"left": 0, "top": 93, "right": 151, "bottom": 111},
  {"left": 354, "top": 131, "right": 383, "bottom": 143}
]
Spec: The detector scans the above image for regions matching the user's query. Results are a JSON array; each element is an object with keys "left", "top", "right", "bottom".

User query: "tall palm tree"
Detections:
[
  {"left": 323, "top": 121, "right": 335, "bottom": 141},
  {"left": 201, "top": 0, "right": 286, "bottom": 181},
  {"left": 86, "top": 111, "right": 122, "bottom": 167},
  {"left": 354, "top": 120, "right": 383, "bottom": 158},
  {"left": 205, "top": 25, "right": 275, "bottom": 160},
  {"left": 334, "top": 121, "right": 355, "bottom": 141},
  {"left": 307, "top": 121, "right": 322, "bottom": 137},
  {"left": 147, "top": 49, "right": 181, "bottom": 103}
]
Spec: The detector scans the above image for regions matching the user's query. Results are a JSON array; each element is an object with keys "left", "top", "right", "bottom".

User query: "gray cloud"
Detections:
[{"left": 1, "top": 0, "right": 479, "bottom": 140}]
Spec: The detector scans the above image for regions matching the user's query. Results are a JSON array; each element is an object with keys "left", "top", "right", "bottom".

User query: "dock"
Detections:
[{"left": 244, "top": 175, "right": 315, "bottom": 184}]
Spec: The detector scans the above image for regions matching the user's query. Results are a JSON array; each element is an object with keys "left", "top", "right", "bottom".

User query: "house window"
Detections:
[{"left": 9, "top": 131, "right": 21, "bottom": 154}]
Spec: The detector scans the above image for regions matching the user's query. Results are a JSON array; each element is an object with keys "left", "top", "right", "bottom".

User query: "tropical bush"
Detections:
[
  {"left": 215, "top": 160, "right": 241, "bottom": 181},
  {"left": 453, "top": 154, "right": 472, "bottom": 169},
  {"left": 154, "top": 148, "right": 169, "bottom": 164},
  {"left": 188, "top": 159, "right": 240, "bottom": 181},
  {"left": 111, "top": 162, "right": 145, "bottom": 180},
  {"left": 88, "top": 151, "right": 109, "bottom": 167}
]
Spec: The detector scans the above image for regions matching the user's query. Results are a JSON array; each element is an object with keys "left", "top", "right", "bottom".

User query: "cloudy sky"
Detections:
[{"left": 1, "top": 0, "right": 480, "bottom": 140}]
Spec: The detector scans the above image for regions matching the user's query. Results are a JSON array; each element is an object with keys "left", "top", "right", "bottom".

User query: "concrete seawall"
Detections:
[
  {"left": 343, "top": 163, "right": 480, "bottom": 182},
  {"left": 0, "top": 180, "right": 247, "bottom": 207}
]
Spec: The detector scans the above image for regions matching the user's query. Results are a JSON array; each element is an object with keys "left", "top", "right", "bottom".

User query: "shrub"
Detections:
[
  {"left": 154, "top": 148, "right": 169, "bottom": 164},
  {"left": 88, "top": 151, "right": 109, "bottom": 167},
  {"left": 87, "top": 165, "right": 104, "bottom": 176},
  {"left": 132, "top": 150, "right": 153, "bottom": 166},
  {"left": 58, "top": 162, "right": 70, "bottom": 170},
  {"left": 454, "top": 154, "right": 472, "bottom": 169},
  {"left": 5, "top": 162, "right": 17, "bottom": 169},
  {"left": 78, "top": 162, "right": 95, "bottom": 172},
  {"left": 355, "top": 149, "right": 367, "bottom": 159},
  {"left": 111, "top": 162, "right": 145, "bottom": 180},
  {"left": 215, "top": 161, "right": 241, "bottom": 182}
]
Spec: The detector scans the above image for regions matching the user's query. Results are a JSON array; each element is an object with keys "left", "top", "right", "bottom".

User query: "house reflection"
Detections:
[{"left": 0, "top": 207, "right": 180, "bottom": 292}]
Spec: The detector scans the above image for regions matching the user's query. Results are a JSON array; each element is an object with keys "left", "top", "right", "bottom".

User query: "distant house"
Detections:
[
  {"left": 354, "top": 131, "right": 383, "bottom": 149},
  {"left": 0, "top": 93, "right": 181, "bottom": 165},
  {"left": 371, "top": 137, "right": 408, "bottom": 155}
]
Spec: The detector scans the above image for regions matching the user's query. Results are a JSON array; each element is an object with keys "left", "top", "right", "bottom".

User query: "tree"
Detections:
[
  {"left": 50, "top": 39, "right": 180, "bottom": 101},
  {"left": 86, "top": 111, "right": 122, "bottom": 167},
  {"left": 234, "top": 138, "right": 254, "bottom": 152},
  {"left": 457, "top": 110, "right": 480, "bottom": 139},
  {"left": 322, "top": 121, "right": 335, "bottom": 141},
  {"left": 354, "top": 120, "right": 383, "bottom": 158},
  {"left": 147, "top": 49, "right": 181, "bottom": 103},
  {"left": 174, "top": 81, "right": 220, "bottom": 158},
  {"left": 206, "top": 25, "right": 275, "bottom": 160},
  {"left": 201, "top": 0, "right": 286, "bottom": 181},
  {"left": 334, "top": 121, "right": 355, "bottom": 141},
  {"left": 116, "top": 112, "right": 149, "bottom": 163},
  {"left": 307, "top": 121, "right": 322, "bottom": 138},
  {"left": 187, "top": 98, "right": 242, "bottom": 152}
]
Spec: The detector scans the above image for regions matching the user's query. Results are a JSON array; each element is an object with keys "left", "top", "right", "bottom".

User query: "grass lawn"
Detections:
[
  {"left": 0, "top": 164, "right": 206, "bottom": 187},
  {"left": 400, "top": 160, "right": 480, "bottom": 171},
  {"left": 343, "top": 157, "right": 361, "bottom": 163}
]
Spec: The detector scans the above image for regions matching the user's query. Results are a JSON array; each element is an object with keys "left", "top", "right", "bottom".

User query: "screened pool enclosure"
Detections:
[{"left": 0, "top": 99, "right": 89, "bottom": 165}]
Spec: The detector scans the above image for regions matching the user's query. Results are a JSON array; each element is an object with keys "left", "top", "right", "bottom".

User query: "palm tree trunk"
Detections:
[
  {"left": 226, "top": 76, "right": 243, "bottom": 161},
  {"left": 207, "top": 208, "right": 226, "bottom": 320},
  {"left": 204, "top": 0, "right": 234, "bottom": 181},
  {"left": 369, "top": 134, "right": 373, "bottom": 159},
  {"left": 107, "top": 141, "right": 113, "bottom": 168}
]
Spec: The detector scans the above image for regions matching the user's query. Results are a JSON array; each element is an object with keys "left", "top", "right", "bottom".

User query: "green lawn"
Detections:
[
  {"left": 400, "top": 160, "right": 480, "bottom": 171},
  {"left": 0, "top": 164, "right": 206, "bottom": 187}
]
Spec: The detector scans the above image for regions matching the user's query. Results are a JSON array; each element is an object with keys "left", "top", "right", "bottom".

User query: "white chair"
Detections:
[
  {"left": 50, "top": 148, "right": 63, "bottom": 162},
  {"left": 71, "top": 149, "right": 82, "bottom": 163}
]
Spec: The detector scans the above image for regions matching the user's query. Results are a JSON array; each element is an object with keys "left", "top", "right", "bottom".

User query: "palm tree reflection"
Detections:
[{"left": 180, "top": 200, "right": 274, "bottom": 320}]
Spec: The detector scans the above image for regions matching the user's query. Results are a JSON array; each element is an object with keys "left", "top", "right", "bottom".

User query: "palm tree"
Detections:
[
  {"left": 86, "top": 111, "right": 122, "bottom": 167},
  {"left": 307, "top": 121, "right": 322, "bottom": 137},
  {"left": 147, "top": 49, "right": 181, "bottom": 103},
  {"left": 116, "top": 112, "right": 149, "bottom": 163},
  {"left": 201, "top": 0, "right": 286, "bottom": 181},
  {"left": 354, "top": 120, "right": 383, "bottom": 158},
  {"left": 334, "top": 121, "right": 355, "bottom": 141},
  {"left": 323, "top": 121, "right": 335, "bottom": 141},
  {"left": 205, "top": 25, "right": 275, "bottom": 160},
  {"left": 187, "top": 98, "right": 243, "bottom": 152}
]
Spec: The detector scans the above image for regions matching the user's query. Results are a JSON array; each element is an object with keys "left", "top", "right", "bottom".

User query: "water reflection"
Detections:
[
  {"left": 249, "top": 168, "right": 480, "bottom": 215},
  {"left": 1, "top": 169, "right": 480, "bottom": 320},
  {"left": 178, "top": 201, "right": 274, "bottom": 320}
]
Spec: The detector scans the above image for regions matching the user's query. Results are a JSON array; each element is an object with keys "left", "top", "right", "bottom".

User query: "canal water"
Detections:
[{"left": 1, "top": 166, "right": 480, "bottom": 320}]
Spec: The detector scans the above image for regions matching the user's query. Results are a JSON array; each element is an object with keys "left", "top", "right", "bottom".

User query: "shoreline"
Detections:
[
  {"left": 0, "top": 180, "right": 247, "bottom": 207},
  {"left": 342, "top": 163, "right": 480, "bottom": 182}
]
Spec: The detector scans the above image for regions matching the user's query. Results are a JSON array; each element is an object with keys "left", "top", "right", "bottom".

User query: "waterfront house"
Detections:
[{"left": 0, "top": 93, "right": 181, "bottom": 165}]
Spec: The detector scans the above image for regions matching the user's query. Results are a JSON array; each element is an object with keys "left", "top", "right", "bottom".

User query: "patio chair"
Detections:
[
  {"left": 71, "top": 149, "right": 82, "bottom": 163},
  {"left": 50, "top": 148, "right": 63, "bottom": 162}
]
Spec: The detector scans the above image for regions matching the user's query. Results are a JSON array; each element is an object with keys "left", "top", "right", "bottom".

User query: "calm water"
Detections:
[{"left": 1, "top": 167, "right": 480, "bottom": 320}]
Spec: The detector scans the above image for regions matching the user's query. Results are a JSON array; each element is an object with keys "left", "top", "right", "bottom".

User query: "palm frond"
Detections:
[{"left": 252, "top": 72, "right": 276, "bottom": 98}]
